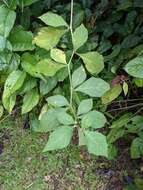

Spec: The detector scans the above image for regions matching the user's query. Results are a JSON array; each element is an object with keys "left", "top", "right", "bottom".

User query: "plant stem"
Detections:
[{"left": 67, "top": 0, "right": 76, "bottom": 120}]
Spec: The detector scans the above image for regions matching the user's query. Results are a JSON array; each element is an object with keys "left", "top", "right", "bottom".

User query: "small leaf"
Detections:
[
  {"left": 3, "top": 70, "right": 26, "bottom": 99},
  {"left": 47, "top": 95, "right": 69, "bottom": 107},
  {"left": 50, "top": 48, "right": 67, "bottom": 64},
  {"left": 124, "top": 56, "right": 143, "bottom": 78},
  {"left": 130, "top": 137, "right": 143, "bottom": 159},
  {"left": 84, "top": 130, "right": 108, "bottom": 157},
  {"left": 72, "top": 66, "right": 86, "bottom": 88},
  {"left": 77, "top": 99, "right": 93, "bottom": 116},
  {"left": 72, "top": 24, "right": 88, "bottom": 51},
  {"left": 102, "top": 84, "right": 122, "bottom": 104},
  {"left": 81, "top": 110, "right": 107, "bottom": 129},
  {"left": 75, "top": 77, "right": 110, "bottom": 97},
  {"left": 56, "top": 112, "right": 74, "bottom": 125},
  {"left": 40, "top": 77, "right": 57, "bottom": 95},
  {"left": 39, "top": 109, "right": 60, "bottom": 132},
  {"left": 43, "top": 126, "right": 73, "bottom": 152},
  {"left": 9, "top": 26, "right": 35, "bottom": 51},
  {"left": 78, "top": 52, "right": 104, "bottom": 75},
  {"left": 2, "top": 94, "right": 16, "bottom": 113},
  {"left": 134, "top": 78, "right": 143, "bottom": 87},
  {"left": 78, "top": 128, "right": 86, "bottom": 146},
  {"left": 123, "top": 82, "right": 128, "bottom": 96},
  {"left": 39, "top": 12, "right": 68, "bottom": 27},
  {"left": 33, "top": 27, "right": 66, "bottom": 51},
  {"left": 22, "top": 89, "right": 39, "bottom": 114},
  {"left": 0, "top": 105, "right": 3, "bottom": 118}
]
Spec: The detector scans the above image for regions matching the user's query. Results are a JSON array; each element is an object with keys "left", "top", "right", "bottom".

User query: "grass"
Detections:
[{"left": 0, "top": 117, "right": 99, "bottom": 190}]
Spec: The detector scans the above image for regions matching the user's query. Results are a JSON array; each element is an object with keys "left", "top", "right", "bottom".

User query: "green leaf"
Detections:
[
  {"left": 39, "top": 12, "right": 68, "bottom": 27},
  {"left": 77, "top": 99, "right": 93, "bottom": 116},
  {"left": 107, "top": 128, "right": 125, "bottom": 143},
  {"left": 0, "top": 105, "right": 3, "bottom": 118},
  {"left": 72, "top": 24, "right": 88, "bottom": 51},
  {"left": 0, "top": 36, "right": 12, "bottom": 51},
  {"left": 75, "top": 77, "right": 110, "bottom": 97},
  {"left": 84, "top": 130, "right": 108, "bottom": 157},
  {"left": 22, "top": 89, "right": 39, "bottom": 114},
  {"left": 3, "top": 70, "right": 26, "bottom": 99},
  {"left": 56, "top": 112, "right": 74, "bottom": 125},
  {"left": 131, "top": 137, "right": 143, "bottom": 159},
  {"left": 18, "top": 0, "right": 40, "bottom": 7},
  {"left": 134, "top": 78, "right": 143, "bottom": 87},
  {"left": 2, "top": 94, "right": 16, "bottom": 113},
  {"left": 40, "top": 77, "right": 57, "bottom": 95},
  {"left": 9, "top": 26, "right": 35, "bottom": 51},
  {"left": 39, "top": 109, "right": 60, "bottom": 132},
  {"left": 72, "top": 66, "right": 86, "bottom": 88},
  {"left": 102, "top": 84, "right": 122, "bottom": 104},
  {"left": 36, "top": 59, "right": 66, "bottom": 77},
  {"left": 0, "top": 5, "right": 16, "bottom": 37},
  {"left": 78, "top": 52, "right": 104, "bottom": 75},
  {"left": 78, "top": 128, "right": 86, "bottom": 146},
  {"left": 19, "top": 77, "right": 37, "bottom": 94},
  {"left": 81, "top": 110, "right": 107, "bottom": 129},
  {"left": 47, "top": 95, "right": 69, "bottom": 107},
  {"left": 50, "top": 48, "right": 67, "bottom": 64},
  {"left": 123, "top": 82, "right": 128, "bottom": 96},
  {"left": 43, "top": 126, "right": 73, "bottom": 151},
  {"left": 33, "top": 27, "right": 66, "bottom": 51},
  {"left": 124, "top": 56, "right": 143, "bottom": 78}
]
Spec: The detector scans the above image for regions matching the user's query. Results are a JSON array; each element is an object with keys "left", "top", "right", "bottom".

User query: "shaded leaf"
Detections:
[
  {"left": 77, "top": 99, "right": 93, "bottom": 116},
  {"left": 72, "top": 66, "right": 86, "bottom": 88}
]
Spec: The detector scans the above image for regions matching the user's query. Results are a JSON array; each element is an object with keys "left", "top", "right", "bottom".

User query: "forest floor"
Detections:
[{"left": 0, "top": 116, "right": 142, "bottom": 190}]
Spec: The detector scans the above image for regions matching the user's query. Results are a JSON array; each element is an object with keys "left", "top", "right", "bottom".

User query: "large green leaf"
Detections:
[
  {"left": 124, "top": 56, "right": 143, "bottom": 78},
  {"left": 77, "top": 99, "right": 93, "bottom": 116},
  {"left": 39, "top": 12, "right": 68, "bottom": 27},
  {"left": 78, "top": 52, "right": 104, "bottom": 75},
  {"left": 81, "top": 110, "right": 107, "bottom": 129},
  {"left": 75, "top": 77, "right": 110, "bottom": 97},
  {"left": 36, "top": 59, "right": 66, "bottom": 77},
  {"left": 40, "top": 77, "right": 57, "bottom": 95},
  {"left": 2, "top": 94, "right": 16, "bottom": 113},
  {"left": 22, "top": 89, "right": 39, "bottom": 114},
  {"left": 47, "top": 95, "right": 69, "bottom": 107},
  {"left": 84, "top": 130, "right": 108, "bottom": 157},
  {"left": 72, "top": 24, "right": 88, "bottom": 51},
  {"left": 9, "top": 26, "right": 35, "bottom": 51},
  {"left": 39, "top": 109, "right": 60, "bottom": 132},
  {"left": 43, "top": 126, "right": 73, "bottom": 152},
  {"left": 3, "top": 70, "right": 26, "bottom": 99},
  {"left": 56, "top": 112, "right": 74, "bottom": 125},
  {"left": 33, "top": 27, "right": 66, "bottom": 51},
  {"left": 0, "top": 5, "right": 16, "bottom": 37},
  {"left": 102, "top": 84, "right": 122, "bottom": 104},
  {"left": 72, "top": 66, "right": 86, "bottom": 88},
  {"left": 50, "top": 48, "right": 67, "bottom": 64}
]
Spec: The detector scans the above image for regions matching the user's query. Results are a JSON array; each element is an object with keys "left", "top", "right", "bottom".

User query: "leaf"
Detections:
[
  {"left": 46, "top": 95, "right": 69, "bottom": 107},
  {"left": 50, "top": 48, "right": 67, "bottom": 64},
  {"left": 72, "top": 24, "right": 88, "bottom": 51},
  {"left": 39, "top": 109, "right": 60, "bottom": 132},
  {"left": 40, "top": 77, "right": 57, "bottom": 95},
  {"left": 2, "top": 94, "right": 16, "bottom": 113},
  {"left": 72, "top": 66, "right": 86, "bottom": 88},
  {"left": 39, "top": 12, "right": 68, "bottom": 27},
  {"left": 0, "top": 5, "right": 16, "bottom": 37},
  {"left": 33, "top": 27, "right": 66, "bottom": 51},
  {"left": 134, "top": 78, "right": 143, "bottom": 87},
  {"left": 36, "top": 59, "right": 66, "bottom": 77},
  {"left": 0, "top": 105, "right": 3, "bottom": 118},
  {"left": 123, "top": 82, "right": 128, "bottom": 96},
  {"left": 9, "top": 26, "right": 35, "bottom": 51},
  {"left": 81, "top": 110, "right": 107, "bottom": 129},
  {"left": 22, "top": 89, "right": 39, "bottom": 114},
  {"left": 131, "top": 137, "right": 143, "bottom": 159},
  {"left": 3, "top": 70, "right": 26, "bottom": 99},
  {"left": 84, "top": 130, "right": 108, "bottom": 157},
  {"left": 56, "top": 112, "right": 74, "bottom": 125},
  {"left": 77, "top": 99, "right": 93, "bottom": 116},
  {"left": 43, "top": 126, "right": 73, "bottom": 152},
  {"left": 124, "top": 56, "right": 143, "bottom": 78},
  {"left": 18, "top": 0, "right": 40, "bottom": 7},
  {"left": 78, "top": 128, "right": 86, "bottom": 146},
  {"left": 75, "top": 77, "right": 110, "bottom": 97},
  {"left": 102, "top": 84, "right": 122, "bottom": 104},
  {"left": 107, "top": 128, "right": 125, "bottom": 143},
  {"left": 0, "top": 36, "right": 12, "bottom": 51},
  {"left": 19, "top": 77, "right": 37, "bottom": 94},
  {"left": 78, "top": 52, "right": 104, "bottom": 75}
]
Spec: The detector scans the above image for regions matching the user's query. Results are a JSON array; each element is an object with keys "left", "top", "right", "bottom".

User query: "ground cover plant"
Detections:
[{"left": 0, "top": 0, "right": 143, "bottom": 189}]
